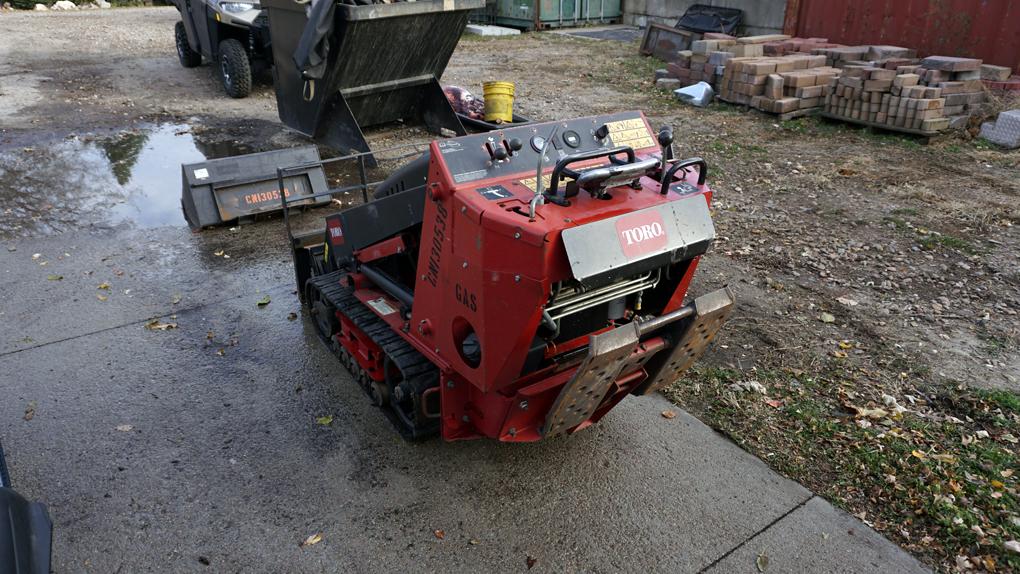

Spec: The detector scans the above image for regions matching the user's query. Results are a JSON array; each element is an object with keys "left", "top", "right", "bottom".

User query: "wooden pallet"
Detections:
[
  {"left": 717, "top": 97, "right": 820, "bottom": 121},
  {"left": 818, "top": 111, "right": 944, "bottom": 138}
]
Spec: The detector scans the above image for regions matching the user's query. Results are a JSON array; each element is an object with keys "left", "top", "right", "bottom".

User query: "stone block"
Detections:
[{"left": 920, "top": 56, "right": 982, "bottom": 71}]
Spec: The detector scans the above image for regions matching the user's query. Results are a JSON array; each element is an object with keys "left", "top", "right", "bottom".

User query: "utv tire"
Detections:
[
  {"left": 175, "top": 21, "right": 202, "bottom": 68},
  {"left": 219, "top": 39, "right": 252, "bottom": 99}
]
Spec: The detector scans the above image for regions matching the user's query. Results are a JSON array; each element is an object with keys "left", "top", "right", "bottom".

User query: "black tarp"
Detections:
[
  {"left": 675, "top": 4, "right": 742, "bottom": 35},
  {"left": 293, "top": 0, "right": 336, "bottom": 80}
]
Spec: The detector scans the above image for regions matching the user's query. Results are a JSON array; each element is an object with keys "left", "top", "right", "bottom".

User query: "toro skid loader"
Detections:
[{"left": 288, "top": 111, "right": 734, "bottom": 441}]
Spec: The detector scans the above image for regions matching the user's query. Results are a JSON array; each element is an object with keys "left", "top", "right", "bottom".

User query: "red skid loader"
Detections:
[{"left": 289, "top": 111, "right": 734, "bottom": 441}]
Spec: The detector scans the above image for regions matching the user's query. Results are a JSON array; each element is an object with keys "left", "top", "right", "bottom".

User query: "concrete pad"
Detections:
[
  {"left": 0, "top": 226, "right": 928, "bottom": 571},
  {"left": 1, "top": 226, "right": 814, "bottom": 570},
  {"left": 465, "top": 24, "right": 520, "bottom": 36},
  {"left": 704, "top": 496, "right": 932, "bottom": 573},
  {"left": 0, "top": 223, "right": 297, "bottom": 355}
]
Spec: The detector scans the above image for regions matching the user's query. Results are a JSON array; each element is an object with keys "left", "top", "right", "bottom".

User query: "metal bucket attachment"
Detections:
[
  {"left": 542, "top": 323, "right": 641, "bottom": 438},
  {"left": 181, "top": 146, "right": 330, "bottom": 230},
  {"left": 639, "top": 287, "right": 735, "bottom": 395}
]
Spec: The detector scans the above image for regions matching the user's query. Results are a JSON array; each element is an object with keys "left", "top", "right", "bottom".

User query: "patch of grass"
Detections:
[
  {"left": 707, "top": 140, "right": 766, "bottom": 157},
  {"left": 918, "top": 232, "right": 978, "bottom": 255},
  {"left": 665, "top": 366, "right": 1020, "bottom": 572}
]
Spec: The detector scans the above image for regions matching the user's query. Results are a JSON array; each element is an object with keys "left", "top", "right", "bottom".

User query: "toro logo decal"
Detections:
[
  {"left": 615, "top": 210, "right": 668, "bottom": 259},
  {"left": 326, "top": 216, "right": 344, "bottom": 245}
]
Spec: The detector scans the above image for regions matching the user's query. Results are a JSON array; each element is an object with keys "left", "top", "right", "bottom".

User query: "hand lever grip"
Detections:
[
  {"left": 548, "top": 146, "right": 636, "bottom": 197},
  {"left": 660, "top": 157, "right": 708, "bottom": 193}
]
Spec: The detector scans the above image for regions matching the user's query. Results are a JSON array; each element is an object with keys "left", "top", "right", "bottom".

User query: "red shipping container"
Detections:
[{"left": 783, "top": 0, "right": 1020, "bottom": 74}]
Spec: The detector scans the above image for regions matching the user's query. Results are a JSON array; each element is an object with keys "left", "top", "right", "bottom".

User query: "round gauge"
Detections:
[
  {"left": 562, "top": 130, "right": 581, "bottom": 148},
  {"left": 530, "top": 135, "right": 546, "bottom": 152}
]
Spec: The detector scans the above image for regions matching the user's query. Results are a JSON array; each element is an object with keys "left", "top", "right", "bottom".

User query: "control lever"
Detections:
[
  {"left": 657, "top": 126, "right": 674, "bottom": 162},
  {"left": 660, "top": 157, "right": 708, "bottom": 192}
]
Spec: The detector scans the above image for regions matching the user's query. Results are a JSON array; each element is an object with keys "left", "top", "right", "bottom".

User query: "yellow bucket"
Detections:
[{"left": 483, "top": 81, "right": 515, "bottom": 123}]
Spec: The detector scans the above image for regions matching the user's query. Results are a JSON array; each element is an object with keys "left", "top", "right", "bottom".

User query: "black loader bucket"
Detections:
[
  {"left": 262, "top": 0, "right": 484, "bottom": 166},
  {"left": 181, "top": 146, "right": 330, "bottom": 230}
]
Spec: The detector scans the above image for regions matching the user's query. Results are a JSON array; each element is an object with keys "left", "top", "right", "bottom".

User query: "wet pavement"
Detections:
[{"left": 0, "top": 127, "right": 930, "bottom": 572}]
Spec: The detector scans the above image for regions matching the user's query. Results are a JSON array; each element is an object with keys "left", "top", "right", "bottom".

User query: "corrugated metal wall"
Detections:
[{"left": 783, "top": 0, "right": 1020, "bottom": 73}]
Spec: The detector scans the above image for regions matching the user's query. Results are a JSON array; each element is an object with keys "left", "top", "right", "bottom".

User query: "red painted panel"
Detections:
[{"left": 788, "top": 0, "right": 1020, "bottom": 74}]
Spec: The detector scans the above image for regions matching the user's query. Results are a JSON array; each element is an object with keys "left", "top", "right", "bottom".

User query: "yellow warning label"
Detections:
[
  {"left": 605, "top": 118, "right": 655, "bottom": 150},
  {"left": 517, "top": 174, "right": 553, "bottom": 193}
]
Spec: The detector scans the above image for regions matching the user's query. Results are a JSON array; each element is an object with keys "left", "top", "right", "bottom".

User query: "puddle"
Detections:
[{"left": 0, "top": 124, "right": 251, "bottom": 238}]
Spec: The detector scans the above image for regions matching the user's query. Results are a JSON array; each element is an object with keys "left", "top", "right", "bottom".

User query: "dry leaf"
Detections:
[
  {"left": 47, "top": 274, "right": 63, "bottom": 281},
  {"left": 526, "top": 556, "right": 537, "bottom": 569},
  {"left": 171, "top": 294, "right": 182, "bottom": 305},
  {"left": 300, "top": 533, "right": 323, "bottom": 548},
  {"left": 819, "top": 312, "right": 835, "bottom": 323},
  {"left": 765, "top": 399, "right": 783, "bottom": 408},
  {"left": 214, "top": 250, "right": 225, "bottom": 257},
  {"left": 116, "top": 424, "right": 133, "bottom": 432},
  {"left": 316, "top": 415, "right": 333, "bottom": 426},
  {"left": 287, "top": 312, "right": 298, "bottom": 321},
  {"left": 23, "top": 401, "right": 36, "bottom": 421},
  {"left": 469, "top": 539, "right": 480, "bottom": 545},
  {"left": 756, "top": 551, "right": 769, "bottom": 572},
  {"left": 433, "top": 530, "right": 445, "bottom": 540},
  {"left": 97, "top": 282, "right": 110, "bottom": 290},
  {"left": 661, "top": 410, "right": 677, "bottom": 419},
  {"left": 97, "top": 294, "right": 108, "bottom": 302},
  {"left": 1005, "top": 540, "right": 1020, "bottom": 554},
  {"left": 256, "top": 295, "right": 271, "bottom": 307},
  {"left": 145, "top": 319, "right": 177, "bottom": 331}
]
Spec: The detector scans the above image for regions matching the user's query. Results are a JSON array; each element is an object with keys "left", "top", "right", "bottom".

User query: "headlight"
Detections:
[{"left": 220, "top": 2, "right": 257, "bottom": 13}]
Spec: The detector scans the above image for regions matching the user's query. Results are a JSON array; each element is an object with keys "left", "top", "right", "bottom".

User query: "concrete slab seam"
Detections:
[
  {"left": 696, "top": 494, "right": 815, "bottom": 573},
  {"left": 0, "top": 281, "right": 293, "bottom": 359}
]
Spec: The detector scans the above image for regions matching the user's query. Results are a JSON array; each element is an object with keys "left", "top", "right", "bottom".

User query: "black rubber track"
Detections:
[{"left": 306, "top": 271, "right": 439, "bottom": 439}]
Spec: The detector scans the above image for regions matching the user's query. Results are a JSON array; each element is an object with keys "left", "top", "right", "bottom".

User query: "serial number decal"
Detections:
[
  {"left": 605, "top": 118, "right": 656, "bottom": 151},
  {"left": 453, "top": 169, "right": 488, "bottom": 184},
  {"left": 366, "top": 297, "right": 398, "bottom": 316},
  {"left": 243, "top": 187, "right": 292, "bottom": 206}
]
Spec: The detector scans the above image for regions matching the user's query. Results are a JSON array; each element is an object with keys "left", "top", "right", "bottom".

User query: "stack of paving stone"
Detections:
[
  {"left": 655, "top": 34, "right": 792, "bottom": 90},
  {"left": 716, "top": 54, "right": 841, "bottom": 117},
  {"left": 824, "top": 67, "right": 950, "bottom": 132},
  {"left": 762, "top": 37, "right": 841, "bottom": 56},
  {"left": 811, "top": 45, "right": 917, "bottom": 69},
  {"left": 909, "top": 56, "right": 988, "bottom": 124}
]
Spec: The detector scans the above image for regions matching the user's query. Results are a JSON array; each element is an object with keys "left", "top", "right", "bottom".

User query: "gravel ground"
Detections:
[{"left": 1, "top": 8, "right": 1019, "bottom": 572}]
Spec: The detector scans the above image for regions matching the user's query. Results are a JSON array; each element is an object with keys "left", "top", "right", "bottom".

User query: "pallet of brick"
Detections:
[
  {"left": 718, "top": 55, "right": 840, "bottom": 118},
  {"left": 914, "top": 56, "right": 987, "bottom": 123},
  {"left": 824, "top": 67, "right": 950, "bottom": 134}
]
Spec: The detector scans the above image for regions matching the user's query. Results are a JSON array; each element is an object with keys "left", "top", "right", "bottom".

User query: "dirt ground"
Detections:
[{"left": 1, "top": 7, "right": 1018, "bottom": 572}]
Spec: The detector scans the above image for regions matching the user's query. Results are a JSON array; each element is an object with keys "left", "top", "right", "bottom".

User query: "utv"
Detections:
[{"left": 172, "top": 0, "right": 272, "bottom": 98}]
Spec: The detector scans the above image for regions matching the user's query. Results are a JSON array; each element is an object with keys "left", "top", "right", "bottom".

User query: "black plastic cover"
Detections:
[{"left": 675, "top": 4, "right": 743, "bottom": 34}]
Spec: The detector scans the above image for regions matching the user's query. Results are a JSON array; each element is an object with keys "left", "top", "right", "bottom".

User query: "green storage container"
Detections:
[{"left": 489, "top": 0, "right": 621, "bottom": 30}]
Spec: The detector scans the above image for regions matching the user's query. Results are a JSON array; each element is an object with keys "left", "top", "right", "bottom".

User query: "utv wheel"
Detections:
[
  {"left": 174, "top": 21, "right": 202, "bottom": 68},
  {"left": 218, "top": 39, "right": 252, "bottom": 99}
]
